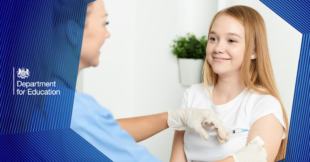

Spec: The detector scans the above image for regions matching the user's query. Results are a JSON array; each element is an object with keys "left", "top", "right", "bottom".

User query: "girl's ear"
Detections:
[
  {"left": 251, "top": 45, "right": 257, "bottom": 60},
  {"left": 66, "top": 20, "right": 83, "bottom": 46},
  {"left": 251, "top": 53, "right": 257, "bottom": 60}
]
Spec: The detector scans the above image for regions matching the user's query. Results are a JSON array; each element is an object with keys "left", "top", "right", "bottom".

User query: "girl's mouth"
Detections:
[{"left": 213, "top": 57, "right": 230, "bottom": 62}]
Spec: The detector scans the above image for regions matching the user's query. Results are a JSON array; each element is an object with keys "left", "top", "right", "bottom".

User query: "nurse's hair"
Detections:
[{"left": 203, "top": 5, "right": 288, "bottom": 161}]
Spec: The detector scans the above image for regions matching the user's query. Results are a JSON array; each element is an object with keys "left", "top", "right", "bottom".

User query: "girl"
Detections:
[{"left": 170, "top": 5, "right": 288, "bottom": 162}]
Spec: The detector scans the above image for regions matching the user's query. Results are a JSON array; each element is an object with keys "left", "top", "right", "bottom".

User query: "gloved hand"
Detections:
[
  {"left": 226, "top": 140, "right": 267, "bottom": 162},
  {"left": 167, "top": 108, "right": 230, "bottom": 143}
]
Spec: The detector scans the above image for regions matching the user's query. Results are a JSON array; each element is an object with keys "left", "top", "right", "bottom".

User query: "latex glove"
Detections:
[
  {"left": 205, "top": 121, "right": 231, "bottom": 144},
  {"left": 226, "top": 140, "right": 267, "bottom": 162},
  {"left": 167, "top": 108, "right": 230, "bottom": 143}
]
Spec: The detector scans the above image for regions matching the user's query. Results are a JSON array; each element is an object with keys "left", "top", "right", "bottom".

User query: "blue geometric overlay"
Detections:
[
  {"left": 0, "top": 0, "right": 111, "bottom": 161},
  {"left": 260, "top": 0, "right": 310, "bottom": 161}
]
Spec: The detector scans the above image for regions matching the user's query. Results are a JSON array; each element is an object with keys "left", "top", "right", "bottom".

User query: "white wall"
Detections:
[
  {"left": 82, "top": 0, "right": 137, "bottom": 119},
  {"left": 76, "top": 0, "right": 301, "bottom": 161},
  {"left": 132, "top": 1, "right": 217, "bottom": 161}
]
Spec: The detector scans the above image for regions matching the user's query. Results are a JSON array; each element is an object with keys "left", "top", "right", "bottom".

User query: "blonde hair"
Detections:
[{"left": 203, "top": 5, "right": 288, "bottom": 161}]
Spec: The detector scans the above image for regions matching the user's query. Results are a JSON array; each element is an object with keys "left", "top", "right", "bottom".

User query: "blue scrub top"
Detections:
[{"left": 70, "top": 91, "right": 162, "bottom": 162}]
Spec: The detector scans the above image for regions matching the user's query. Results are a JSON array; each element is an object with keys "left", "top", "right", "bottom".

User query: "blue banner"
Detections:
[
  {"left": 260, "top": 0, "right": 310, "bottom": 161},
  {"left": 0, "top": 0, "right": 111, "bottom": 161}
]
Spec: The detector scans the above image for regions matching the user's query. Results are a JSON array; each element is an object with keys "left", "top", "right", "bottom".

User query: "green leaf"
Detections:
[{"left": 170, "top": 33, "right": 208, "bottom": 59}]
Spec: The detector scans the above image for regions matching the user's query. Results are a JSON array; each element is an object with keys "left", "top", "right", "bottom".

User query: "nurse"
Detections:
[{"left": 69, "top": 1, "right": 267, "bottom": 162}]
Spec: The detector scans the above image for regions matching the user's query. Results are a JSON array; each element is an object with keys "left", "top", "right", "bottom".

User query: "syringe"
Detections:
[
  {"left": 229, "top": 128, "right": 249, "bottom": 134},
  {"left": 207, "top": 128, "right": 249, "bottom": 136}
]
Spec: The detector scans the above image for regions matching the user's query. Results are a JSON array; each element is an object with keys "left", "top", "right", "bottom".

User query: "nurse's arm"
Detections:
[
  {"left": 170, "top": 130, "right": 187, "bottom": 162},
  {"left": 214, "top": 114, "right": 283, "bottom": 162},
  {"left": 116, "top": 112, "right": 169, "bottom": 142}
]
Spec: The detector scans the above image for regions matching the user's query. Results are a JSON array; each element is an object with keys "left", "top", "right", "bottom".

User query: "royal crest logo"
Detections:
[{"left": 17, "top": 68, "right": 30, "bottom": 79}]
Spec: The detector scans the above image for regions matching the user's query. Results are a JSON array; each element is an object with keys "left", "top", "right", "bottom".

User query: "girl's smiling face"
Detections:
[{"left": 206, "top": 14, "right": 246, "bottom": 77}]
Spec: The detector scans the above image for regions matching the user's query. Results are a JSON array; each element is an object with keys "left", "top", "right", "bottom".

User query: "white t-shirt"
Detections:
[{"left": 180, "top": 84, "right": 286, "bottom": 162}]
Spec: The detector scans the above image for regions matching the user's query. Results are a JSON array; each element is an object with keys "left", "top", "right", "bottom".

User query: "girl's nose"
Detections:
[{"left": 214, "top": 40, "right": 225, "bottom": 54}]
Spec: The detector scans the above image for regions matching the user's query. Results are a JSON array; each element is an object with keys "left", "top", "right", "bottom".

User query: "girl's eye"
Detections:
[
  {"left": 104, "top": 21, "right": 109, "bottom": 26},
  {"left": 209, "top": 37, "right": 217, "bottom": 41},
  {"left": 229, "top": 39, "right": 236, "bottom": 43}
]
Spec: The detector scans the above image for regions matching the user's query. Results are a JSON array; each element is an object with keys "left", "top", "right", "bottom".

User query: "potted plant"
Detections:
[{"left": 170, "top": 33, "right": 208, "bottom": 86}]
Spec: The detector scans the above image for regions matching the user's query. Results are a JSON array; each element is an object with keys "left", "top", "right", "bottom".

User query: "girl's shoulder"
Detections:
[
  {"left": 187, "top": 83, "right": 208, "bottom": 90},
  {"left": 185, "top": 83, "right": 212, "bottom": 96},
  {"left": 244, "top": 88, "right": 281, "bottom": 108}
]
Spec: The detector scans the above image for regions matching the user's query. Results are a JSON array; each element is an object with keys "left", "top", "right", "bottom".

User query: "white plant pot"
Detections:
[{"left": 178, "top": 58, "right": 204, "bottom": 86}]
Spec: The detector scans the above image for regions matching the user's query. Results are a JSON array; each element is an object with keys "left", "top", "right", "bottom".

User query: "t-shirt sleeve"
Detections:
[{"left": 250, "top": 95, "right": 287, "bottom": 139}]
